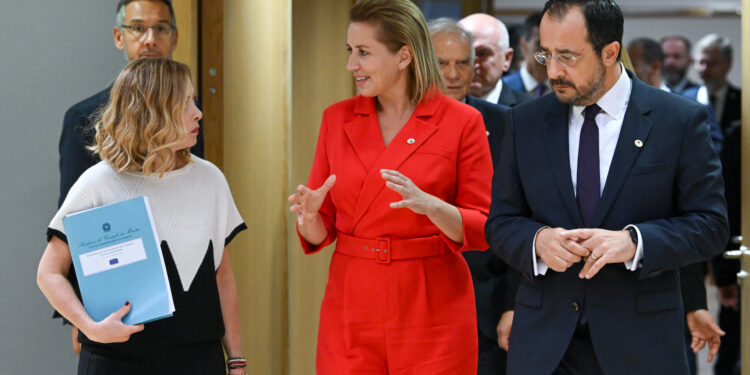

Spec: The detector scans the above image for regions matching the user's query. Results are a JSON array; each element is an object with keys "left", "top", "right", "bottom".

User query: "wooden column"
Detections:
[
  {"left": 224, "top": 1, "right": 291, "bottom": 374},
  {"left": 289, "top": 1, "right": 355, "bottom": 373}
]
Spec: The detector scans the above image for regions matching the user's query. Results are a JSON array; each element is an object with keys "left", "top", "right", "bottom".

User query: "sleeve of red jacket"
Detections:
[
  {"left": 440, "top": 110, "right": 493, "bottom": 253},
  {"left": 297, "top": 110, "right": 338, "bottom": 254}
]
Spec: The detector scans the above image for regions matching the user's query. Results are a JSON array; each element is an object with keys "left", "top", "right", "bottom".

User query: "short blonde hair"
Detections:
[
  {"left": 350, "top": 0, "right": 445, "bottom": 104},
  {"left": 91, "top": 58, "right": 192, "bottom": 176}
]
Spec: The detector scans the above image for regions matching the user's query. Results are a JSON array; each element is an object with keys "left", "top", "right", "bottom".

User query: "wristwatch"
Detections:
[{"left": 627, "top": 227, "right": 639, "bottom": 246}]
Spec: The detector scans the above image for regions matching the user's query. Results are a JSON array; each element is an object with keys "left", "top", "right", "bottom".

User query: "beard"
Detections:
[
  {"left": 550, "top": 61, "right": 606, "bottom": 106},
  {"left": 662, "top": 67, "right": 685, "bottom": 87}
]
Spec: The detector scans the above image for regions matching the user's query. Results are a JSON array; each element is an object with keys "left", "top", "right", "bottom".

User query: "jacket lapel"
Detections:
[
  {"left": 592, "top": 76, "right": 653, "bottom": 227},
  {"left": 543, "top": 99, "right": 584, "bottom": 228},
  {"left": 342, "top": 97, "right": 385, "bottom": 171},
  {"left": 498, "top": 85, "right": 518, "bottom": 107},
  {"left": 349, "top": 95, "right": 441, "bottom": 231}
]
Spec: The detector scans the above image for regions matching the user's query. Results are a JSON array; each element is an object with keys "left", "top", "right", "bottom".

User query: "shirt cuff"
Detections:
[
  {"left": 623, "top": 224, "right": 643, "bottom": 271},
  {"left": 532, "top": 226, "right": 550, "bottom": 276}
]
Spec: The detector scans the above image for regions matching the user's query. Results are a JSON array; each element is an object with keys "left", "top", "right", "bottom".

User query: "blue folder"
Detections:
[{"left": 63, "top": 196, "right": 174, "bottom": 325}]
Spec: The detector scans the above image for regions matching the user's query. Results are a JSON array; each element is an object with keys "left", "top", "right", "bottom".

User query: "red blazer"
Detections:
[{"left": 301, "top": 92, "right": 493, "bottom": 254}]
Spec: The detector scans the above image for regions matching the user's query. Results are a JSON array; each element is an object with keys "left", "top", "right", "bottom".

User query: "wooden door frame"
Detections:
[{"left": 199, "top": 0, "right": 224, "bottom": 169}]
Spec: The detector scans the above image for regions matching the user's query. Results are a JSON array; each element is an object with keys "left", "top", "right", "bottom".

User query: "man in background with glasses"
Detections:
[
  {"left": 55, "top": 0, "right": 204, "bottom": 353},
  {"left": 485, "top": 0, "right": 728, "bottom": 374}
]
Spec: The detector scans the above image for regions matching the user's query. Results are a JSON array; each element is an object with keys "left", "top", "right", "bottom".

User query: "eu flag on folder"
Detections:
[{"left": 63, "top": 196, "right": 175, "bottom": 325}]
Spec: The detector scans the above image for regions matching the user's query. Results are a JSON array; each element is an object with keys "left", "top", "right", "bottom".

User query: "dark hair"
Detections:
[
  {"left": 660, "top": 35, "right": 692, "bottom": 55},
  {"left": 542, "top": 0, "right": 623, "bottom": 60},
  {"left": 117, "top": 0, "right": 176, "bottom": 26},
  {"left": 520, "top": 11, "right": 543, "bottom": 41},
  {"left": 628, "top": 37, "right": 663, "bottom": 64}
]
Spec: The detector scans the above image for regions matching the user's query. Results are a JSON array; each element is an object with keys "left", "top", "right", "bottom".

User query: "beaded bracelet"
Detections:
[{"left": 227, "top": 356, "right": 247, "bottom": 370}]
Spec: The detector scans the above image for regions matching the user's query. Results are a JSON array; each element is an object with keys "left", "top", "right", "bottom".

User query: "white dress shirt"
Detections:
[
  {"left": 479, "top": 78, "right": 504, "bottom": 104},
  {"left": 520, "top": 63, "right": 548, "bottom": 94},
  {"left": 533, "top": 66, "right": 644, "bottom": 275},
  {"left": 707, "top": 84, "right": 729, "bottom": 124}
]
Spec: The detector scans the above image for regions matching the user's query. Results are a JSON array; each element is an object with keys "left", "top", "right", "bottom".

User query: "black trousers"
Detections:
[
  {"left": 477, "top": 329, "right": 507, "bottom": 375},
  {"left": 552, "top": 324, "right": 605, "bottom": 375},
  {"left": 715, "top": 304, "right": 741, "bottom": 375},
  {"left": 78, "top": 340, "right": 225, "bottom": 375}
]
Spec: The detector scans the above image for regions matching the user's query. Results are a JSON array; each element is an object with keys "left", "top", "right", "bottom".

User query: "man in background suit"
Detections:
[
  {"left": 694, "top": 32, "right": 743, "bottom": 375},
  {"left": 485, "top": 1, "right": 728, "bottom": 374},
  {"left": 629, "top": 37, "right": 722, "bottom": 151},
  {"left": 60, "top": 0, "right": 204, "bottom": 208},
  {"left": 428, "top": 18, "right": 516, "bottom": 375},
  {"left": 459, "top": 14, "right": 532, "bottom": 108},
  {"left": 661, "top": 35, "right": 700, "bottom": 94},
  {"left": 694, "top": 34, "right": 741, "bottom": 133},
  {"left": 503, "top": 12, "right": 549, "bottom": 97},
  {"left": 57, "top": 0, "right": 204, "bottom": 352}
]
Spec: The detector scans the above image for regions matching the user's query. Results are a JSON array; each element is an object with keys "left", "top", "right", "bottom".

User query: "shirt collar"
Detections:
[
  {"left": 520, "top": 63, "right": 544, "bottom": 92},
  {"left": 712, "top": 83, "right": 729, "bottom": 101},
  {"left": 480, "top": 79, "right": 503, "bottom": 104},
  {"left": 572, "top": 63, "right": 631, "bottom": 122}
]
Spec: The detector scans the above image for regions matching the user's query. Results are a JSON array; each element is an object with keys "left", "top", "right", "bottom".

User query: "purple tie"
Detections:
[
  {"left": 577, "top": 104, "right": 601, "bottom": 228},
  {"left": 534, "top": 83, "right": 546, "bottom": 97}
]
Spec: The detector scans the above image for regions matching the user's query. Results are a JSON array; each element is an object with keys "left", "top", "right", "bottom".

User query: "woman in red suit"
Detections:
[{"left": 288, "top": 0, "right": 493, "bottom": 373}]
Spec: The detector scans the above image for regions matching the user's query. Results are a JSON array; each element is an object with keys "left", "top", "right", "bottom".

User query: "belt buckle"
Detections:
[{"left": 376, "top": 237, "right": 391, "bottom": 264}]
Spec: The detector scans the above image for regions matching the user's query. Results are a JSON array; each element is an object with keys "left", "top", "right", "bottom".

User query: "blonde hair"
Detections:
[
  {"left": 91, "top": 58, "right": 192, "bottom": 176},
  {"left": 349, "top": 0, "right": 445, "bottom": 104}
]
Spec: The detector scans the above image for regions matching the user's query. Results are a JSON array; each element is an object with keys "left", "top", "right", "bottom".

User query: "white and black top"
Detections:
[{"left": 48, "top": 156, "right": 246, "bottom": 350}]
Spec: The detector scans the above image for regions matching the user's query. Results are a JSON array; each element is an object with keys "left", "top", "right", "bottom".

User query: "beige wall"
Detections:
[
  {"left": 289, "top": 0, "right": 354, "bottom": 373},
  {"left": 224, "top": 0, "right": 291, "bottom": 374}
]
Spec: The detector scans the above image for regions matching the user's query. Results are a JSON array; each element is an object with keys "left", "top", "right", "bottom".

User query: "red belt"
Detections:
[{"left": 335, "top": 233, "right": 448, "bottom": 264}]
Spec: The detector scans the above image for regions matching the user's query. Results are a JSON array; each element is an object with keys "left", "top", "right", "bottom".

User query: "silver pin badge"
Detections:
[
  {"left": 634, "top": 139, "right": 643, "bottom": 148},
  {"left": 486, "top": 131, "right": 490, "bottom": 136},
  {"left": 407, "top": 138, "right": 416, "bottom": 144}
]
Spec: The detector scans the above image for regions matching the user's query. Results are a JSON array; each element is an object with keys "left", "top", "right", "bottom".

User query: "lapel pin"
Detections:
[
  {"left": 486, "top": 131, "right": 490, "bottom": 136},
  {"left": 634, "top": 139, "right": 643, "bottom": 148},
  {"left": 407, "top": 138, "right": 415, "bottom": 144}
]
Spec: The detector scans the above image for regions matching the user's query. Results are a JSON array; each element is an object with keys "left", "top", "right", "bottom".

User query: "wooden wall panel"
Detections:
[
  {"left": 200, "top": 1, "right": 224, "bottom": 168},
  {"left": 172, "top": 0, "right": 199, "bottom": 86},
  {"left": 224, "top": 1, "right": 291, "bottom": 374},
  {"left": 289, "top": 0, "right": 355, "bottom": 373}
]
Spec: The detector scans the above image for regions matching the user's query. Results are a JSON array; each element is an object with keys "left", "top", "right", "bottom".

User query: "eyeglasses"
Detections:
[
  {"left": 534, "top": 49, "right": 592, "bottom": 67},
  {"left": 120, "top": 23, "right": 175, "bottom": 39}
]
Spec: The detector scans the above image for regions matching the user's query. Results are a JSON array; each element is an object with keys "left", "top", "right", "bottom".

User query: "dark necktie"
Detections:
[
  {"left": 577, "top": 104, "right": 601, "bottom": 228},
  {"left": 534, "top": 83, "right": 546, "bottom": 97}
]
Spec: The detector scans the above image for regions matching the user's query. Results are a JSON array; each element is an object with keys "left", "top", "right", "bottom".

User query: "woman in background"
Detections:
[
  {"left": 289, "top": 0, "right": 493, "bottom": 373},
  {"left": 38, "top": 58, "right": 247, "bottom": 375}
]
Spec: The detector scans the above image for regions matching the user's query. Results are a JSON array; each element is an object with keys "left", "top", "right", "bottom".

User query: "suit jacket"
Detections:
[
  {"left": 485, "top": 71, "right": 728, "bottom": 374},
  {"left": 59, "top": 87, "right": 205, "bottom": 207},
  {"left": 714, "top": 120, "right": 742, "bottom": 286},
  {"left": 463, "top": 95, "right": 519, "bottom": 345},
  {"left": 679, "top": 87, "right": 723, "bottom": 153},
  {"left": 498, "top": 83, "right": 533, "bottom": 108},
  {"left": 718, "top": 84, "right": 741, "bottom": 132},
  {"left": 669, "top": 79, "right": 700, "bottom": 96},
  {"left": 503, "top": 70, "right": 526, "bottom": 93},
  {"left": 301, "top": 92, "right": 492, "bottom": 255}
]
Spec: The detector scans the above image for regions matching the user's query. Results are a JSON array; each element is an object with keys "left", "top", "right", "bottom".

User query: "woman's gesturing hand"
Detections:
[
  {"left": 288, "top": 175, "right": 336, "bottom": 227},
  {"left": 381, "top": 169, "right": 436, "bottom": 215}
]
